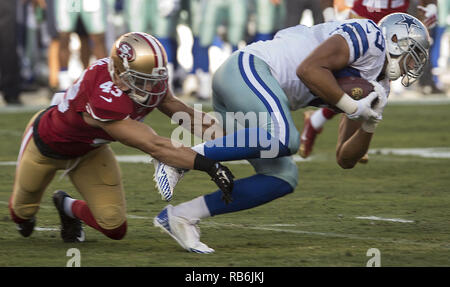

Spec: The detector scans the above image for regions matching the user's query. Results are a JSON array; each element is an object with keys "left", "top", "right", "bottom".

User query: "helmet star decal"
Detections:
[{"left": 395, "top": 14, "right": 421, "bottom": 33}]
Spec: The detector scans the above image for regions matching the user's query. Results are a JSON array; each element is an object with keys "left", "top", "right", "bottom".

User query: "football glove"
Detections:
[
  {"left": 207, "top": 163, "right": 234, "bottom": 204},
  {"left": 418, "top": 4, "right": 437, "bottom": 29},
  {"left": 346, "top": 92, "right": 382, "bottom": 122}
]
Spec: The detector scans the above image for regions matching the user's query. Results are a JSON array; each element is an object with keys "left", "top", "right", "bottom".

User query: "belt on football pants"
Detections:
[{"left": 32, "top": 106, "right": 77, "bottom": 160}]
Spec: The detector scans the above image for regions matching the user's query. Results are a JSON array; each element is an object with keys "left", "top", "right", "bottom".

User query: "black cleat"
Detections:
[
  {"left": 16, "top": 217, "right": 36, "bottom": 237},
  {"left": 52, "top": 190, "right": 85, "bottom": 243}
]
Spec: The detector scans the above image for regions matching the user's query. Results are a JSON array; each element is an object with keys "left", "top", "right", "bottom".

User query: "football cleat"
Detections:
[
  {"left": 16, "top": 217, "right": 36, "bottom": 238},
  {"left": 299, "top": 110, "right": 322, "bottom": 158},
  {"left": 358, "top": 153, "right": 369, "bottom": 164},
  {"left": 154, "top": 205, "right": 214, "bottom": 254},
  {"left": 153, "top": 158, "right": 186, "bottom": 201},
  {"left": 52, "top": 190, "right": 85, "bottom": 243}
]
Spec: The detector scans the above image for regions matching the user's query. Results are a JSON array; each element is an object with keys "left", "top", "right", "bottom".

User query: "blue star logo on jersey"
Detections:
[{"left": 395, "top": 15, "right": 420, "bottom": 33}]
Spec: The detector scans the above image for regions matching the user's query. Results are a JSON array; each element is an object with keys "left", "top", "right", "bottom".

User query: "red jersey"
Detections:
[
  {"left": 352, "top": 0, "right": 410, "bottom": 23},
  {"left": 37, "top": 58, "right": 160, "bottom": 158}
]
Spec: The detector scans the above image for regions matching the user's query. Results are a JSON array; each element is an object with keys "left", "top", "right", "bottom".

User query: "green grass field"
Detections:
[{"left": 0, "top": 103, "right": 449, "bottom": 266}]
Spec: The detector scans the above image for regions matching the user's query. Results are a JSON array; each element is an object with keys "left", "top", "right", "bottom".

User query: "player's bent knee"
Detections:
[
  {"left": 10, "top": 201, "right": 38, "bottom": 221},
  {"left": 96, "top": 205, "right": 127, "bottom": 232},
  {"left": 94, "top": 221, "right": 127, "bottom": 240},
  {"left": 102, "top": 221, "right": 127, "bottom": 240}
]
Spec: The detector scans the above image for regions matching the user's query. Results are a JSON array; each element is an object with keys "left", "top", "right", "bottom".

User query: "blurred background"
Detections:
[{"left": 0, "top": 0, "right": 449, "bottom": 108}]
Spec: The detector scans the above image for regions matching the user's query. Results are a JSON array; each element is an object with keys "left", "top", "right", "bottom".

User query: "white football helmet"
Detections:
[
  {"left": 378, "top": 13, "right": 430, "bottom": 86},
  {"left": 109, "top": 32, "right": 169, "bottom": 107}
]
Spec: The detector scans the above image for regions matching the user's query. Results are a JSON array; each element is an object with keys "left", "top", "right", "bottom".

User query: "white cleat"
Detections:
[
  {"left": 152, "top": 158, "right": 186, "bottom": 201},
  {"left": 154, "top": 205, "right": 215, "bottom": 254}
]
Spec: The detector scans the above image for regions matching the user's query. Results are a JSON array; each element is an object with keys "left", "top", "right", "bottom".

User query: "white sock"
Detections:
[
  {"left": 310, "top": 109, "right": 328, "bottom": 130},
  {"left": 192, "top": 143, "right": 206, "bottom": 156},
  {"left": 172, "top": 196, "right": 211, "bottom": 222},
  {"left": 58, "top": 70, "right": 72, "bottom": 91},
  {"left": 63, "top": 197, "right": 76, "bottom": 219}
]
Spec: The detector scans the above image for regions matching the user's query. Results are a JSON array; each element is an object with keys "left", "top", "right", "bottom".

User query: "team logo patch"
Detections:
[
  {"left": 351, "top": 87, "right": 364, "bottom": 100},
  {"left": 117, "top": 42, "right": 135, "bottom": 62}
]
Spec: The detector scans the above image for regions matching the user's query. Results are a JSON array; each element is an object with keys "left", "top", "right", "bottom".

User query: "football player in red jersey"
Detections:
[
  {"left": 299, "top": 0, "right": 437, "bottom": 162},
  {"left": 8, "top": 32, "right": 234, "bottom": 242}
]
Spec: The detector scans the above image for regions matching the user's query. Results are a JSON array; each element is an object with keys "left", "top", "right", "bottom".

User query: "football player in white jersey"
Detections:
[
  {"left": 152, "top": 13, "right": 430, "bottom": 253},
  {"left": 299, "top": 0, "right": 438, "bottom": 161}
]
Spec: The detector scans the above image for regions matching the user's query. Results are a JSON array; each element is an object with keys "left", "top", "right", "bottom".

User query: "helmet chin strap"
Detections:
[
  {"left": 385, "top": 52, "right": 402, "bottom": 81},
  {"left": 382, "top": 26, "right": 402, "bottom": 81}
]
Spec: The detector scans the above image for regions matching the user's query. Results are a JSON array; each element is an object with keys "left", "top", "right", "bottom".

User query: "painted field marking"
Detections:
[
  {"left": 1, "top": 147, "right": 450, "bottom": 167},
  {"left": 355, "top": 216, "right": 414, "bottom": 223},
  {"left": 35, "top": 227, "right": 59, "bottom": 231},
  {"left": 369, "top": 147, "right": 450, "bottom": 159}
]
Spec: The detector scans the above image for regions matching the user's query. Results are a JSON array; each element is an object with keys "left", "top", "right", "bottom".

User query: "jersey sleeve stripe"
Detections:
[
  {"left": 348, "top": 22, "right": 369, "bottom": 55},
  {"left": 341, "top": 25, "right": 361, "bottom": 61}
]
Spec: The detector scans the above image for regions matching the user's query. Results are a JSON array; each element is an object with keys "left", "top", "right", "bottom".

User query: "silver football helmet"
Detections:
[{"left": 378, "top": 13, "right": 430, "bottom": 86}]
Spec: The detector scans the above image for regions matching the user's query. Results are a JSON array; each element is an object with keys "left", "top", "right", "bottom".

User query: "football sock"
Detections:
[
  {"left": 71, "top": 200, "right": 127, "bottom": 240},
  {"left": 158, "top": 37, "right": 177, "bottom": 66},
  {"left": 58, "top": 68, "right": 71, "bottom": 91},
  {"left": 192, "top": 37, "right": 209, "bottom": 74},
  {"left": 192, "top": 127, "right": 290, "bottom": 161},
  {"left": 310, "top": 109, "right": 327, "bottom": 130},
  {"left": 204, "top": 174, "right": 293, "bottom": 216},
  {"left": 310, "top": 108, "right": 336, "bottom": 130},
  {"left": 322, "top": 108, "right": 337, "bottom": 119},
  {"left": 172, "top": 196, "right": 211, "bottom": 221}
]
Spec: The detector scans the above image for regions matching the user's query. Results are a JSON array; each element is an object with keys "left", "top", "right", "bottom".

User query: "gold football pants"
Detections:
[{"left": 10, "top": 111, "right": 126, "bottom": 230}]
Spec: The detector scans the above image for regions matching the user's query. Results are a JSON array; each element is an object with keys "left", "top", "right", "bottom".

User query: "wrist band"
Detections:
[
  {"left": 193, "top": 153, "right": 216, "bottom": 172},
  {"left": 335, "top": 93, "right": 358, "bottom": 115}
]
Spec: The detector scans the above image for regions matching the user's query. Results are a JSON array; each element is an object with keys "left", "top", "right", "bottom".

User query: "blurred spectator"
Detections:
[
  {"left": 124, "top": 0, "right": 183, "bottom": 94},
  {"left": 193, "top": 0, "right": 248, "bottom": 100},
  {"left": 181, "top": 0, "right": 212, "bottom": 100},
  {"left": 284, "top": 0, "right": 326, "bottom": 28},
  {"left": 412, "top": 0, "right": 446, "bottom": 94},
  {"left": 0, "top": 0, "right": 22, "bottom": 105},
  {"left": 251, "top": 0, "right": 286, "bottom": 42},
  {"left": 55, "top": 0, "right": 108, "bottom": 91}
]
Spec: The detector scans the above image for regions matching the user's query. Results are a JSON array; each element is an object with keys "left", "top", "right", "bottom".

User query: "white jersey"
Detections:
[{"left": 244, "top": 19, "right": 389, "bottom": 110}]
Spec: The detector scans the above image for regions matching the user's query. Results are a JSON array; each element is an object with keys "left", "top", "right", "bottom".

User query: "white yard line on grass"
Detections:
[
  {"left": 355, "top": 216, "right": 414, "bottom": 223},
  {"left": 1, "top": 147, "right": 450, "bottom": 167},
  {"left": 369, "top": 147, "right": 450, "bottom": 159}
]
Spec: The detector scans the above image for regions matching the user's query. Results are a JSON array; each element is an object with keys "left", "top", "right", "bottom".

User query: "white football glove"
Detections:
[
  {"left": 361, "top": 81, "right": 389, "bottom": 133},
  {"left": 346, "top": 92, "right": 382, "bottom": 122},
  {"left": 418, "top": 4, "right": 437, "bottom": 29}
]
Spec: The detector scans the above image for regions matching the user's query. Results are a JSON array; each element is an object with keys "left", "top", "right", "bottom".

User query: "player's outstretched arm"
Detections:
[
  {"left": 84, "top": 112, "right": 198, "bottom": 169},
  {"left": 157, "top": 89, "right": 224, "bottom": 140},
  {"left": 83, "top": 113, "right": 234, "bottom": 198}
]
